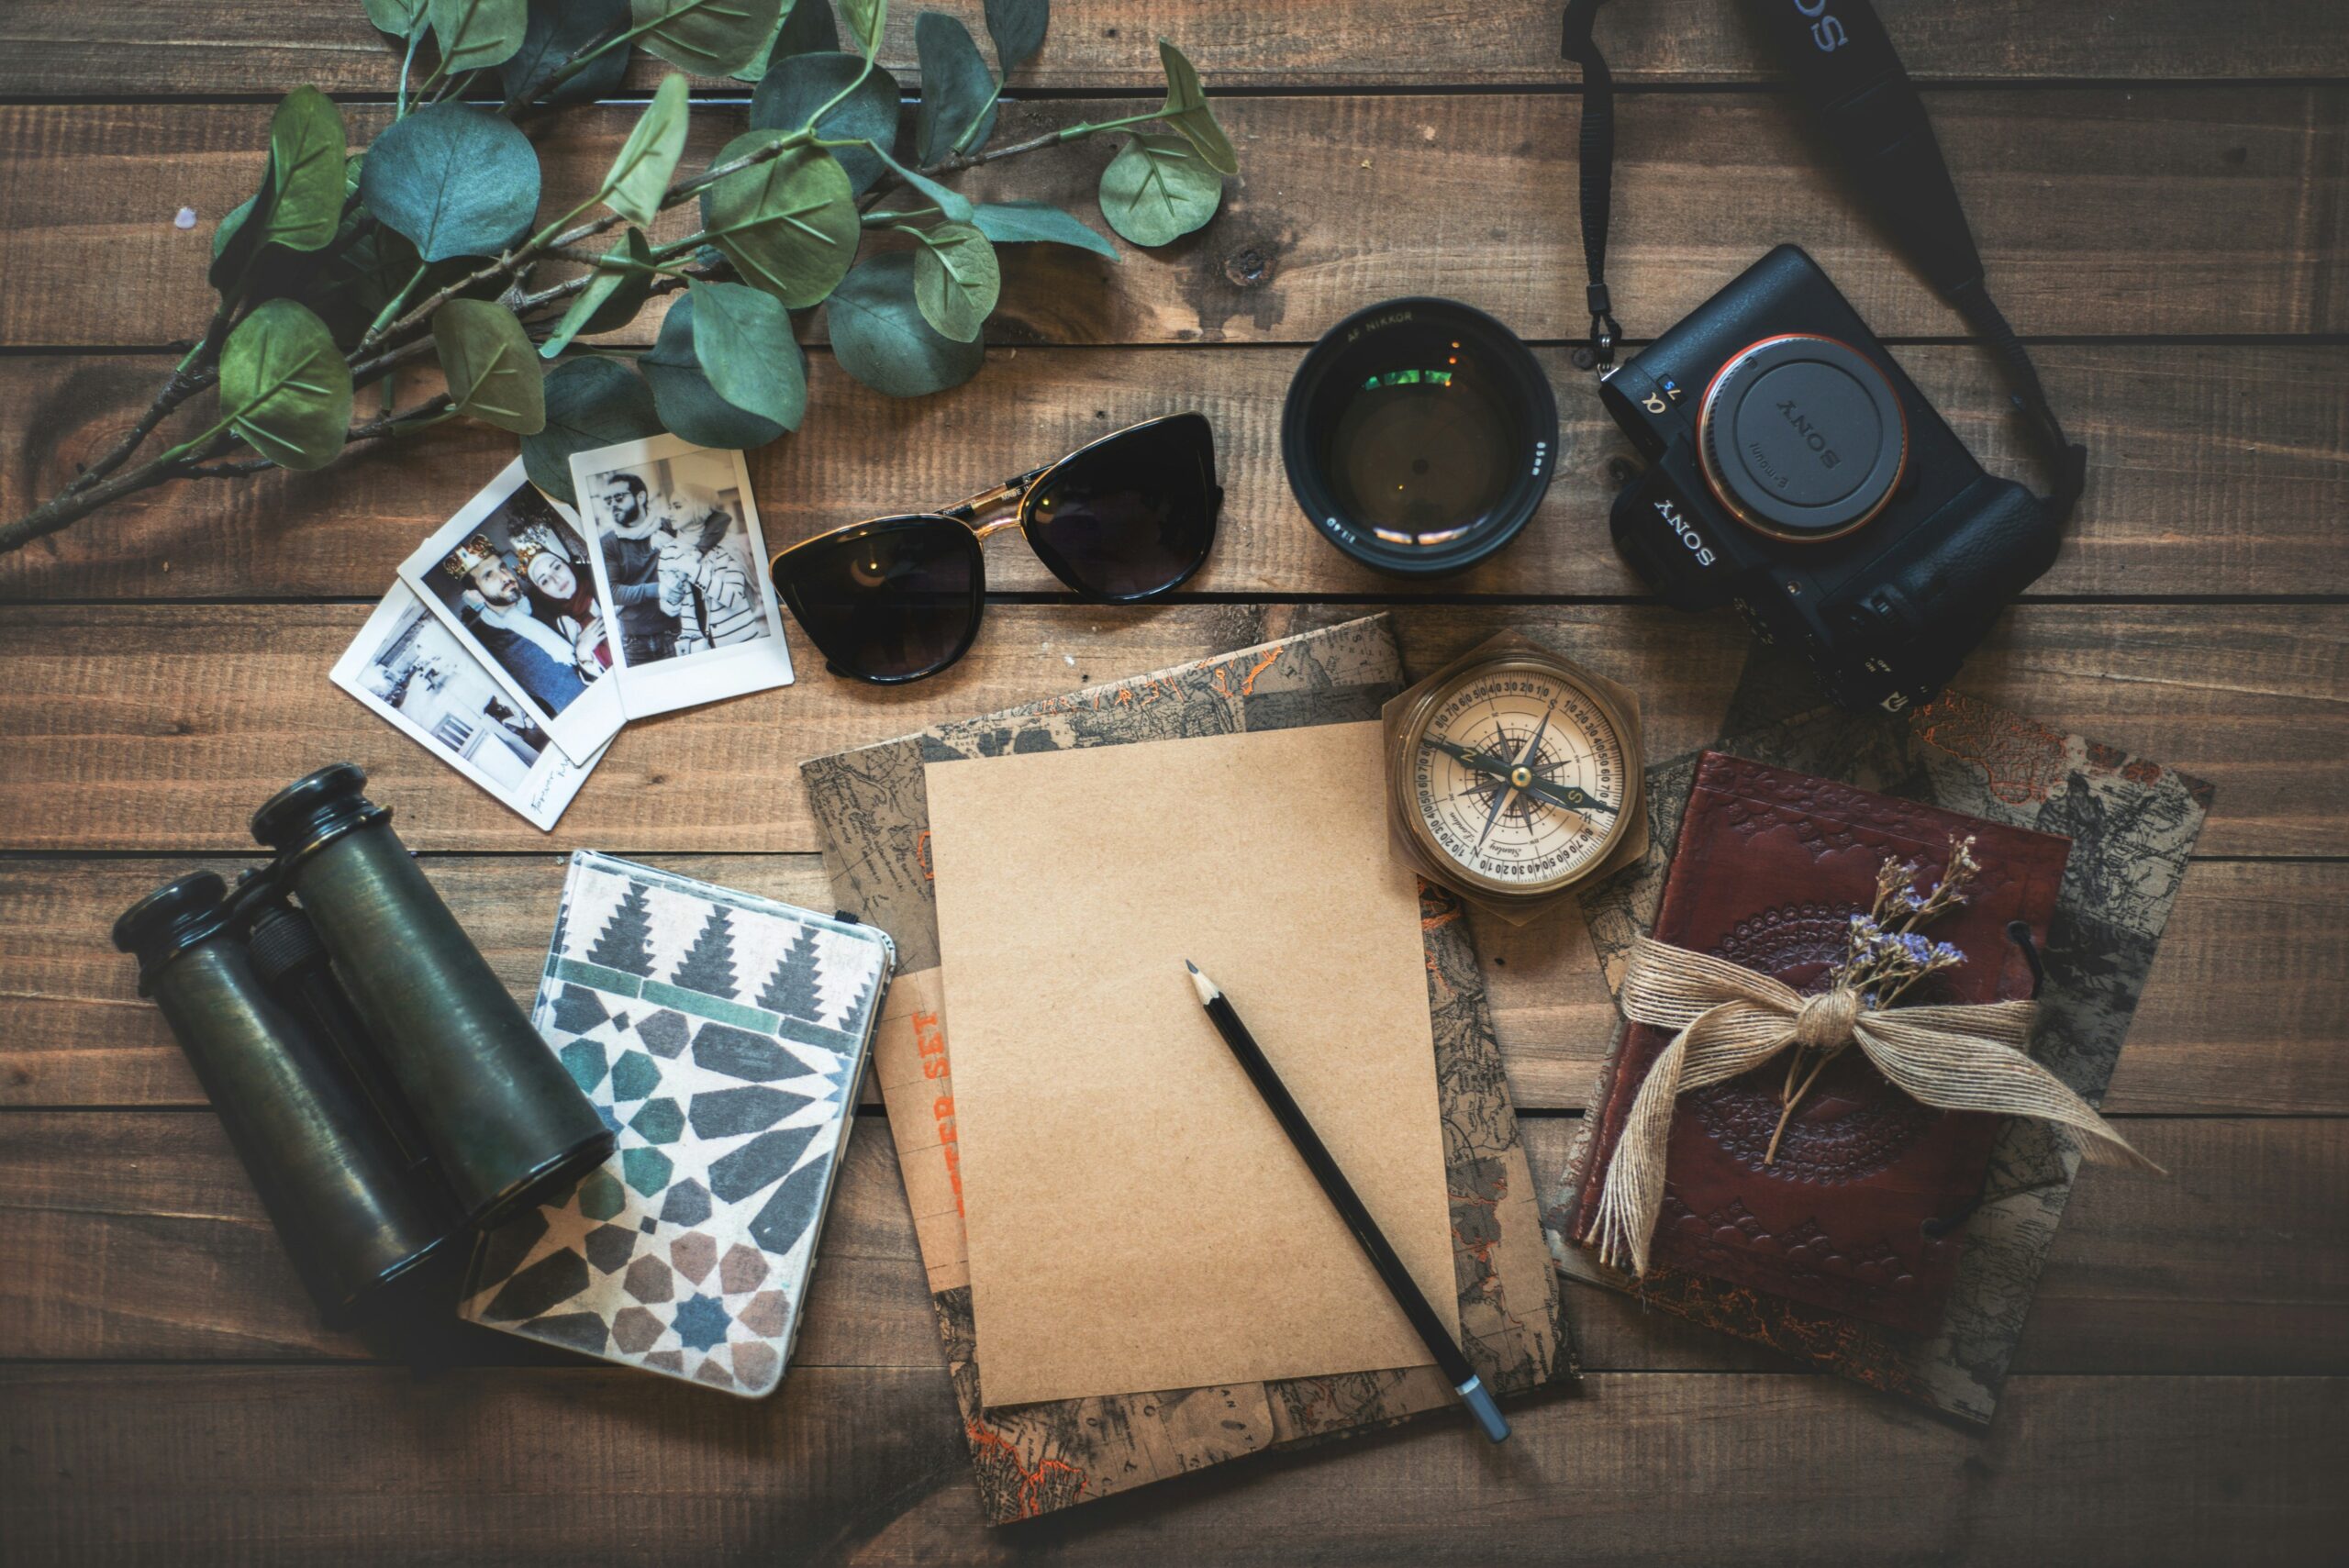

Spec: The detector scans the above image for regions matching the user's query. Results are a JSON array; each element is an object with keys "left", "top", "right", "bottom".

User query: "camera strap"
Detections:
[{"left": 1560, "top": 0, "right": 2087, "bottom": 522}]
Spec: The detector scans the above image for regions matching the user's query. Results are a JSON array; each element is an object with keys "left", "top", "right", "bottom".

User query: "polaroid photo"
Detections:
[
  {"left": 331, "top": 582, "right": 607, "bottom": 831},
  {"left": 568, "top": 433, "right": 794, "bottom": 720},
  {"left": 396, "top": 458, "right": 627, "bottom": 764}
]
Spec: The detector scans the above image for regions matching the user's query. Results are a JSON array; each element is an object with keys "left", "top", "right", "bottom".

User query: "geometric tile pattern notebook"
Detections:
[
  {"left": 460, "top": 851, "right": 895, "bottom": 1397},
  {"left": 802, "top": 613, "right": 1574, "bottom": 1520}
]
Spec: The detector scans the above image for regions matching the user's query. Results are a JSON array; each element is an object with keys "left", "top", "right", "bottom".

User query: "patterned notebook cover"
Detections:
[
  {"left": 1546, "top": 648, "right": 2211, "bottom": 1424},
  {"left": 800, "top": 613, "right": 1575, "bottom": 1523},
  {"left": 460, "top": 851, "right": 896, "bottom": 1396}
]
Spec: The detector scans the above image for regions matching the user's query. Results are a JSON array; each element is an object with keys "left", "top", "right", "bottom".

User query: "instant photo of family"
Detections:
[
  {"left": 396, "top": 459, "right": 627, "bottom": 762},
  {"left": 330, "top": 582, "right": 605, "bottom": 831},
  {"left": 570, "top": 433, "right": 794, "bottom": 718}
]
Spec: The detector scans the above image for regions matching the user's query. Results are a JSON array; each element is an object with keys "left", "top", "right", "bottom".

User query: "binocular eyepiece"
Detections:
[{"left": 114, "top": 764, "right": 614, "bottom": 1328}]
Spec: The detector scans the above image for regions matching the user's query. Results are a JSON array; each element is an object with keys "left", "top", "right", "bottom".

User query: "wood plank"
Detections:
[
  {"left": 2, "top": 1363, "right": 2340, "bottom": 1563},
  {"left": 9, "top": 341, "right": 2346, "bottom": 602},
  {"left": 0, "top": 602, "right": 2334, "bottom": 857},
  {"left": 7, "top": 855, "right": 2340, "bottom": 1116},
  {"left": 4, "top": 1110, "right": 2340, "bottom": 1378},
  {"left": 0, "top": 88, "right": 2338, "bottom": 352},
  {"left": 2, "top": 1, "right": 2343, "bottom": 94}
]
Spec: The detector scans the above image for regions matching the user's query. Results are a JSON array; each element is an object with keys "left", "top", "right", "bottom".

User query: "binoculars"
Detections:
[{"left": 113, "top": 763, "right": 613, "bottom": 1328}]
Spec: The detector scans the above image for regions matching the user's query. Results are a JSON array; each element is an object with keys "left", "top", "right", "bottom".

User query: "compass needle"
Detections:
[{"left": 1388, "top": 643, "right": 1643, "bottom": 912}]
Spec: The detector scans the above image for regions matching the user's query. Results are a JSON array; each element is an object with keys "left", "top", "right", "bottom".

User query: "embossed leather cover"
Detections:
[{"left": 1567, "top": 751, "right": 2071, "bottom": 1333}]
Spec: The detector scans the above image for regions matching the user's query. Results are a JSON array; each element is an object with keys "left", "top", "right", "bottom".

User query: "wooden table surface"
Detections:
[{"left": 3, "top": 4, "right": 2345, "bottom": 1563}]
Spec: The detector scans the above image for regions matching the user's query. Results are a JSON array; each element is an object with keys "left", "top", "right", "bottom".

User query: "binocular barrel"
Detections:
[
  {"left": 249, "top": 763, "right": 614, "bottom": 1227},
  {"left": 113, "top": 873, "right": 454, "bottom": 1328},
  {"left": 117, "top": 763, "right": 617, "bottom": 1328}
]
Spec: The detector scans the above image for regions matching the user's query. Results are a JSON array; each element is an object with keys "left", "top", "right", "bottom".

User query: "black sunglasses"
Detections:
[{"left": 770, "top": 413, "right": 1222, "bottom": 684}]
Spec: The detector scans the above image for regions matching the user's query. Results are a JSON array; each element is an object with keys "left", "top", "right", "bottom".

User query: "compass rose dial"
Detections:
[{"left": 1400, "top": 657, "right": 1634, "bottom": 896}]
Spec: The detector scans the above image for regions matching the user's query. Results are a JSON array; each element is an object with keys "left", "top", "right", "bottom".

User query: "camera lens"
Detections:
[
  {"left": 1696, "top": 333, "right": 1907, "bottom": 542},
  {"left": 1283, "top": 298, "right": 1557, "bottom": 576}
]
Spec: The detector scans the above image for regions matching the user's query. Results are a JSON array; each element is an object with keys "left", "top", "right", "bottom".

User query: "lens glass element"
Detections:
[
  {"left": 1025, "top": 413, "right": 1219, "bottom": 598},
  {"left": 1327, "top": 358, "right": 1513, "bottom": 547},
  {"left": 774, "top": 516, "right": 982, "bottom": 683},
  {"left": 1283, "top": 299, "right": 1557, "bottom": 577}
]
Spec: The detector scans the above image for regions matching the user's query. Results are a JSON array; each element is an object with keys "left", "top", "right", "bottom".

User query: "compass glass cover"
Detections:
[{"left": 1406, "top": 663, "right": 1631, "bottom": 892}]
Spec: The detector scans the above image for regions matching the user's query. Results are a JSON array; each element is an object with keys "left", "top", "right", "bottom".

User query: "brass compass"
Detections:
[{"left": 1382, "top": 635, "right": 1646, "bottom": 923}]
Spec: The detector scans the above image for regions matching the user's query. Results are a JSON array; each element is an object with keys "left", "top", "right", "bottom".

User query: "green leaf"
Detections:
[
  {"left": 735, "top": 0, "right": 841, "bottom": 80},
  {"left": 640, "top": 293, "right": 789, "bottom": 447},
  {"left": 909, "top": 221, "right": 997, "bottom": 341},
  {"left": 208, "top": 195, "right": 261, "bottom": 295},
  {"left": 604, "top": 73, "right": 690, "bottom": 226},
  {"left": 971, "top": 199, "right": 1116, "bottom": 260},
  {"left": 1097, "top": 132, "right": 1221, "bottom": 246},
  {"left": 862, "top": 140, "right": 972, "bottom": 221},
  {"left": 915, "top": 12, "right": 997, "bottom": 164},
  {"left": 696, "top": 131, "right": 859, "bottom": 307},
  {"left": 427, "top": 0, "right": 529, "bottom": 73},
  {"left": 540, "top": 228, "right": 655, "bottom": 359},
  {"left": 253, "top": 87, "right": 348, "bottom": 256},
  {"left": 523, "top": 357, "right": 664, "bottom": 504},
  {"left": 749, "top": 50, "right": 898, "bottom": 195},
  {"left": 685, "top": 279, "right": 807, "bottom": 430},
  {"left": 503, "top": 0, "right": 630, "bottom": 106},
  {"left": 362, "top": 102, "right": 541, "bottom": 261},
  {"left": 827, "top": 251, "right": 983, "bottom": 397},
  {"left": 630, "top": 0, "right": 787, "bottom": 76},
  {"left": 303, "top": 222, "right": 424, "bottom": 339},
  {"left": 982, "top": 0, "right": 1045, "bottom": 72},
  {"left": 839, "top": 0, "right": 885, "bottom": 59},
  {"left": 217, "top": 299, "right": 352, "bottom": 471},
  {"left": 1152, "top": 39, "right": 1237, "bottom": 176},
  {"left": 432, "top": 298, "right": 546, "bottom": 432},
  {"left": 363, "top": 0, "right": 429, "bottom": 37}
]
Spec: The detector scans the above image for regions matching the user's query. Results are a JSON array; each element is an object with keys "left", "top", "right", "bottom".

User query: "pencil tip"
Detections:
[
  {"left": 1184, "top": 958, "right": 1199, "bottom": 973},
  {"left": 1185, "top": 961, "right": 1219, "bottom": 1005}
]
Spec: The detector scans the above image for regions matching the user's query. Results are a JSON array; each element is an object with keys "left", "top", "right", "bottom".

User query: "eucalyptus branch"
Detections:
[
  {"left": 60, "top": 301, "right": 236, "bottom": 503},
  {"left": 369, "top": 127, "right": 810, "bottom": 361},
  {"left": 921, "top": 124, "right": 1079, "bottom": 176},
  {"left": 1, "top": 4, "right": 1240, "bottom": 562}
]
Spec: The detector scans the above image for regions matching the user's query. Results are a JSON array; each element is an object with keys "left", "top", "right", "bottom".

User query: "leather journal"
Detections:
[{"left": 1564, "top": 751, "right": 2072, "bottom": 1333}]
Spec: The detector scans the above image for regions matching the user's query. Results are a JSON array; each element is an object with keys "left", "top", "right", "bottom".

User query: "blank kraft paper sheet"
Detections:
[{"left": 923, "top": 720, "right": 1456, "bottom": 1407}]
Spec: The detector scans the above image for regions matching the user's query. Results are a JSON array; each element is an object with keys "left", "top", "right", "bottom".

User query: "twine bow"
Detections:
[{"left": 1588, "top": 937, "right": 2162, "bottom": 1276}]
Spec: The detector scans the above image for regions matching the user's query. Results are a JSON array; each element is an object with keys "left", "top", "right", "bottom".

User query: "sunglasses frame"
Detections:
[{"left": 770, "top": 413, "right": 1223, "bottom": 684}]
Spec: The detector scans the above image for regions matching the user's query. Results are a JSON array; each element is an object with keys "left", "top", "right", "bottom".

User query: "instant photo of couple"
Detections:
[{"left": 396, "top": 442, "right": 792, "bottom": 764}]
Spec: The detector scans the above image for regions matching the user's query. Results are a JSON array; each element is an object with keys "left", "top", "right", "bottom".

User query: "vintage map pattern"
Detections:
[
  {"left": 802, "top": 614, "right": 1575, "bottom": 1521},
  {"left": 1548, "top": 647, "right": 2211, "bottom": 1423}
]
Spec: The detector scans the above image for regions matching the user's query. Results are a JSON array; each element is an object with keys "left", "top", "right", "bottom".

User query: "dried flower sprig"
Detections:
[{"left": 1765, "top": 833, "right": 1980, "bottom": 1163}]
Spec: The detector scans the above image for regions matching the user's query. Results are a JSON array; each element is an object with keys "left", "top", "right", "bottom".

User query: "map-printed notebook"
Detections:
[
  {"left": 460, "top": 852, "right": 895, "bottom": 1396},
  {"left": 1546, "top": 649, "right": 2211, "bottom": 1424},
  {"left": 801, "top": 613, "right": 1575, "bottom": 1523}
]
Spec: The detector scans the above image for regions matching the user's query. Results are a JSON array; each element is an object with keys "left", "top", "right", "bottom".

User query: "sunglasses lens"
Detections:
[
  {"left": 1026, "top": 413, "right": 1219, "bottom": 598},
  {"left": 774, "top": 517, "right": 981, "bottom": 683}
]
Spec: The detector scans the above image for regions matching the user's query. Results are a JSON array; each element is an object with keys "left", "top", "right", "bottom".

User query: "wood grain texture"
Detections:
[
  {"left": 0, "top": 601, "right": 2335, "bottom": 856},
  {"left": 0, "top": 88, "right": 2340, "bottom": 354},
  {"left": 6, "top": 855, "right": 2341, "bottom": 1116},
  {"left": 8, "top": 342, "right": 2345, "bottom": 603},
  {"left": 2, "top": 0, "right": 2344, "bottom": 93},
  {"left": 2, "top": 1364, "right": 2342, "bottom": 1564},
  {"left": 3, "top": 1111, "right": 2341, "bottom": 1377}
]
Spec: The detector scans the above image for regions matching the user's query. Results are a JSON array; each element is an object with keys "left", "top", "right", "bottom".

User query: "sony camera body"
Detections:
[{"left": 1599, "top": 245, "right": 2062, "bottom": 712}]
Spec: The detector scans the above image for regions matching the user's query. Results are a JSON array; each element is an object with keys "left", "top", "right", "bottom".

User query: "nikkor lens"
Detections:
[
  {"left": 1283, "top": 298, "right": 1557, "bottom": 576},
  {"left": 1695, "top": 333, "right": 1908, "bottom": 542}
]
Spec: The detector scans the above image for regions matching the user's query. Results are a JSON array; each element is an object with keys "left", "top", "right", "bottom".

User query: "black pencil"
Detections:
[{"left": 1184, "top": 959, "right": 1510, "bottom": 1443}]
